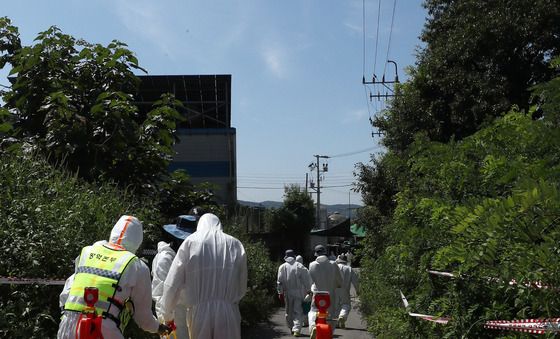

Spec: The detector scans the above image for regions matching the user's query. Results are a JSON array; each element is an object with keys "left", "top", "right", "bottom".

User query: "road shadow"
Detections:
[{"left": 242, "top": 321, "right": 290, "bottom": 339}]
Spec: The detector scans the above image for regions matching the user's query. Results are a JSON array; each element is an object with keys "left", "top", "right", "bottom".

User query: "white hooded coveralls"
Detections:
[
  {"left": 335, "top": 261, "right": 359, "bottom": 321},
  {"left": 57, "top": 215, "right": 159, "bottom": 339},
  {"left": 160, "top": 213, "right": 248, "bottom": 339},
  {"left": 277, "top": 257, "right": 312, "bottom": 333},
  {"left": 307, "top": 255, "right": 343, "bottom": 333},
  {"left": 152, "top": 241, "right": 189, "bottom": 339}
]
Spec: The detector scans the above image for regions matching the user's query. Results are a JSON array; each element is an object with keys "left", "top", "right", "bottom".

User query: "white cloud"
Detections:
[
  {"left": 344, "top": 22, "right": 362, "bottom": 34},
  {"left": 261, "top": 44, "right": 288, "bottom": 79},
  {"left": 111, "top": 0, "right": 176, "bottom": 58}
]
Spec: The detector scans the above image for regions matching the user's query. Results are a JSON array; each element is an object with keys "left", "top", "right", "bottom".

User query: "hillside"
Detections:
[{"left": 238, "top": 200, "right": 362, "bottom": 219}]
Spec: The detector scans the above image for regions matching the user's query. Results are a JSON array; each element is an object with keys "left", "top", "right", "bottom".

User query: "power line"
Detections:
[
  {"left": 362, "top": 0, "right": 366, "bottom": 78},
  {"left": 373, "top": 0, "right": 382, "bottom": 75},
  {"left": 328, "top": 146, "right": 378, "bottom": 158},
  {"left": 237, "top": 186, "right": 288, "bottom": 190},
  {"left": 322, "top": 184, "right": 353, "bottom": 188},
  {"left": 383, "top": 0, "right": 398, "bottom": 77}
]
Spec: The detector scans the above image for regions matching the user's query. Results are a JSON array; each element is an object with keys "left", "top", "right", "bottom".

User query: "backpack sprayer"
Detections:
[
  {"left": 77, "top": 287, "right": 103, "bottom": 339},
  {"left": 314, "top": 291, "right": 332, "bottom": 339}
]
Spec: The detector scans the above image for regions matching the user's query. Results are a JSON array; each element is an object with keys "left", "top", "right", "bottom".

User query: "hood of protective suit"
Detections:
[
  {"left": 316, "top": 255, "right": 329, "bottom": 263},
  {"left": 195, "top": 213, "right": 223, "bottom": 234},
  {"left": 285, "top": 256, "right": 295, "bottom": 264},
  {"left": 109, "top": 215, "right": 143, "bottom": 253},
  {"left": 157, "top": 241, "right": 174, "bottom": 253}
]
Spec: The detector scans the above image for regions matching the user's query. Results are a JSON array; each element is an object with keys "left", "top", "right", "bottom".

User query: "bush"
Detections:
[
  {"left": 0, "top": 149, "right": 161, "bottom": 338},
  {"left": 358, "top": 111, "right": 560, "bottom": 337}
]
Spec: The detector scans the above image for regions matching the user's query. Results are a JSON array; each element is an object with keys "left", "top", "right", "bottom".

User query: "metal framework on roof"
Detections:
[{"left": 135, "top": 75, "right": 231, "bottom": 128}]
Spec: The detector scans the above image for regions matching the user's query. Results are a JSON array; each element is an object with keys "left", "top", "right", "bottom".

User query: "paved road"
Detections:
[{"left": 242, "top": 292, "right": 373, "bottom": 339}]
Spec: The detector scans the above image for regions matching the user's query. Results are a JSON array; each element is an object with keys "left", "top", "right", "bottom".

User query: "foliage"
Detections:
[
  {"left": 0, "top": 18, "right": 184, "bottom": 191},
  {"left": 374, "top": 0, "right": 560, "bottom": 152},
  {"left": 531, "top": 57, "right": 560, "bottom": 125},
  {"left": 358, "top": 108, "right": 560, "bottom": 337},
  {"left": 265, "top": 184, "right": 315, "bottom": 254},
  {"left": 156, "top": 169, "right": 220, "bottom": 221},
  {"left": 0, "top": 149, "right": 161, "bottom": 338}
]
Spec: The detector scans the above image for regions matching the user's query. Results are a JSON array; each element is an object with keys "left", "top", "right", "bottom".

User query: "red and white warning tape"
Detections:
[
  {"left": 0, "top": 249, "right": 157, "bottom": 286},
  {"left": 0, "top": 276, "right": 66, "bottom": 285},
  {"left": 409, "top": 312, "right": 450, "bottom": 324},
  {"left": 427, "top": 269, "right": 555, "bottom": 289},
  {"left": 485, "top": 318, "right": 560, "bottom": 334},
  {"left": 399, "top": 290, "right": 450, "bottom": 324}
]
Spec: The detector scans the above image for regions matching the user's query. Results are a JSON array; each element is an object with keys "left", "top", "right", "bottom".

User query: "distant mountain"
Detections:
[
  {"left": 238, "top": 200, "right": 283, "bottom": 209},
  {"left": 237, "top": 200, "right": 362, "bottom": 219}
]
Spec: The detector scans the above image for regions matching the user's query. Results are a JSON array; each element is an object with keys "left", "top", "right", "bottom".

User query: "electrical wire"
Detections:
[
  {"left": 237, "top": 186, "right": 288, "bottom": 190},
  {"left": 362, "top": 0, "right": 366, "bottom": 79},
  {"left": 373, "top": 0, "right": 382, "bottom": 76},
  {"left": 328, "top": 146, "right": 379, "bottom": 158},
  {"left": 322, "top": 184, "right": 354, "bottom": 188},
  {"left": 383, "top": 0, "right": 398, "bottom": 77}
]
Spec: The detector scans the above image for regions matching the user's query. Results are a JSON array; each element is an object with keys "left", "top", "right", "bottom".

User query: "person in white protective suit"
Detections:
[
  {"left": 152, "top": 210, "right": 204, "bottom": 339},
  {"left": 334, "top": 254, "right": 359, "bottom": 329},
  {"left": 277, "top": 249, "right": 312, "bottom": 337},
  {"left": 307, "top": 244, "right": 343, "bottom": 339},
  {"left": 295, "top": 254, "right": 311, "bottom": 327},
  {"left": 57, "top": 215, "right": 170, "bottom": 339},
  {"left": 159, "top": 213, "right": 248, "bottom": 339}
]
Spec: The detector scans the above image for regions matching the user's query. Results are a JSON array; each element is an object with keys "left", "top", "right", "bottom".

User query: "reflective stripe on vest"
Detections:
[{"left": 64, "top": 244, "right": 137, "bottom": 316}]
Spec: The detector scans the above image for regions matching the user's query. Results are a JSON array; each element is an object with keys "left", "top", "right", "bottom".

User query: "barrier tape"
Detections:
[
  {"left": 427, "top": 269, "right": 554, "bottom": 289},
  {"left": 0, "top": 248, "right": 158, "bottom": 286},
  {"left": 484, "top": 318, "right": 560, "bottom": 334},
  {"left": 427, "top": 270, "right": 456, "bottom": 278},
  {"left": 0, "top": 276, "right": 66, "bottom": 285},
  {"left": 399, "top": 290, "right": 450, "bottom": 324},
  {"left": 409, "top": 312, "right": 450, "bottom": 324}
]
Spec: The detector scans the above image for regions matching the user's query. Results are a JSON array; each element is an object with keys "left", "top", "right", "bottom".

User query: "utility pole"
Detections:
[
  {"left": 362, "top": 60, "right": 400, "bottom": 100},
  {"left": 308, "top": 154, "right": 329, "bottom": 229}
]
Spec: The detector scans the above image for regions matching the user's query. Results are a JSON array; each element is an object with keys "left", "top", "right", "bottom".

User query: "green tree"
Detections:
[
  {"left": 156, "top": 169, "right": 220, "bottom": 220},
  {"left": 266, "top": 184, "right": 314, "bottom": 254},
  {"left": 375, "top": 0, "right": 560, "bottom": 152},
  {"left": 0, "top": 18, "right": 184, "bottom": 190}
]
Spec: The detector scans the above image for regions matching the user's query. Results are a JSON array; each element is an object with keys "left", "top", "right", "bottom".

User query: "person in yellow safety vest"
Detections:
[
  {"left": 152, "top": 207, "right": 206, "bottom": 339},
  {"left": 57, "top": 215, "right": 171, "bottom": 338},
  {"left": 160, "top": 213, "right": 248, "bottom": 339}
]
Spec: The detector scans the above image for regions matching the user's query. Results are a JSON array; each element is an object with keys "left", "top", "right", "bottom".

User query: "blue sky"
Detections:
[{"left": 1, "top": 0, "right": 427, "bottom": 205}]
